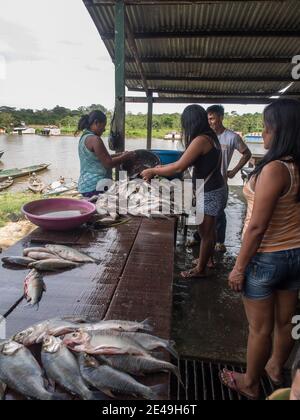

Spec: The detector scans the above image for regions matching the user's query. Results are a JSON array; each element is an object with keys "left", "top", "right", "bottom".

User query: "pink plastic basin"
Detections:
[{"left": 22, "top": 198, "right": 96, "bottom": 231}]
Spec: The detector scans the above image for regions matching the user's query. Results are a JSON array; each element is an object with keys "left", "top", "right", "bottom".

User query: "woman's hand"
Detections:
[
  {"left": 122, "top": 151, "right": 136, "bottom": 161},
  {"left": 141, "top": 168, "right": 155, "bottom": 182},
  {"left": 228, "top": 267, "right": 245, "bottom": 293}
]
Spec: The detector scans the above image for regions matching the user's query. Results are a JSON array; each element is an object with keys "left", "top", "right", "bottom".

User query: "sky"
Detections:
[{"left": 0, "top": 0, "right": 266, "bottom": 115}]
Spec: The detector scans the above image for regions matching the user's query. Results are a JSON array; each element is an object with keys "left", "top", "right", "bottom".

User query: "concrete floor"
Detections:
[{"left": 172, "top": 186, "right": 250, "bottom": 364}]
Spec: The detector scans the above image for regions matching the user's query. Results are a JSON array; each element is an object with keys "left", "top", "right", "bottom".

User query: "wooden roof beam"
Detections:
[
  {"left": 126, "top": 75, "right": 295, "bottom": 83},
  {"left": 128, "top": 87, "right": 300, "bottom": 96},
  {"left": 126, "top": 96, "right": 280, "bottom": 105},
  {"left": 125, "top": 57, "right": 293, "bottom": 64},
  {"left": 102, "top": 30, "right": 300, "bottom": 40}
]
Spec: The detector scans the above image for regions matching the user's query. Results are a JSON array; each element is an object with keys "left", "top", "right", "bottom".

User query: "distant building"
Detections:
[{"left": 41, "top": 126, "right": 61, "bottom": 136}]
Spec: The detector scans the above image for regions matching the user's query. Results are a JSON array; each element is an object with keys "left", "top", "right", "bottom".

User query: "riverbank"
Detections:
[{"left": 0, "top": 192, "right": 38, "bottom": 228}]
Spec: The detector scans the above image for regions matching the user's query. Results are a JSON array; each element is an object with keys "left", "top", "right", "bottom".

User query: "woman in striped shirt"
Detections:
[{"left": 220, "top": 99, "right": 300, "bottom": 400}]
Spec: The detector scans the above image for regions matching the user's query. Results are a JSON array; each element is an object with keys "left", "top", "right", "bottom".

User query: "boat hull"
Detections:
[{"left": 0, "top": 164, "right": 50, "bottom": 181}]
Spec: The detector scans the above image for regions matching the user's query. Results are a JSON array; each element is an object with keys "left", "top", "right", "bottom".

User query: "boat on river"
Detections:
[
  {"left": 0, "top": 164, "right": 50, "bottom": 181},
  {"left": 0, "top": 177, "right": 14, "bottom": 191}
]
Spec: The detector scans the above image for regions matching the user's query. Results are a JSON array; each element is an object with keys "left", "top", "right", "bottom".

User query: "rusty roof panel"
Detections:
[{"left": 84, "top": 0, "right": 300, "bottom": 100}]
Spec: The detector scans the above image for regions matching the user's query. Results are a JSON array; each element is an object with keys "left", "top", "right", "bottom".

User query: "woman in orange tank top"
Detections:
[{"left": 220, "top": 99, "right": 300, "bottom": 400}]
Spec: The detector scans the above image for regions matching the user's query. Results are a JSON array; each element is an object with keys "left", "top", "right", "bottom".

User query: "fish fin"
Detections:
[
  {"left": 141, "top": 318, "right": 153, "bottom": 332},
  {"left": 165, "top": 343, "right": 179, "bottom": 360},
  {"left": 101, "top": 389, "right": 116, "bottom": 399},
  {"left": 149, "top": 384, "right": 167, "bottom": 400}
]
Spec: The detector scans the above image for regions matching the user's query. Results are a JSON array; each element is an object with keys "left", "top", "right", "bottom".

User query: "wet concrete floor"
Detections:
[{"left": 172, "top": 186, "right": 249, "bottom": 364}]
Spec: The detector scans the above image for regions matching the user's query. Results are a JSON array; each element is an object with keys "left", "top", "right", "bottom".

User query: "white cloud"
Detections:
[{"left": 0, "top": 0, "right": 266, "bottom": 115}]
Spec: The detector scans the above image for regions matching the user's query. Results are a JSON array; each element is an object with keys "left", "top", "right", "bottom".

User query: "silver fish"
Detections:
[
  {"left": 63, "top": 330, "right": 149, "bottom": 356},
  {"left": 0, "top": 340, "right": 63, "bottom": 400},
  {"left": 13, "top": 318, "right": 88, "bottom": 346},
  {"left": 23, "top": 247, "right": 55, "bottom": 257},
  {"left": 27, "top": 252, "right": 60, "bottom": 261},
  {"left": 41, "top": 336, "right": 99, "bottom": 400},
  {"left": 29, "top": 259, "right": 79, "bottom": 271},
  {"left": 79, "top": 354, "right": 157, "bottom": 400},
  {"left": 105, "top": 331, "right": 178, "bottom": 359},
  {"left": 83, "top": 319, "right": 153, "bottom": 333},
  {"left": 2, "top": 256, "right": 36, "bottom": 267},
  {"left": 24, "top": 269, "right": 46, "bottom": 308},
  {"left": 45, "top": 245, "right": 95, "bottom": 263},
  {"left": 98, "top": 354, "right": 181, "bottom": 382}
]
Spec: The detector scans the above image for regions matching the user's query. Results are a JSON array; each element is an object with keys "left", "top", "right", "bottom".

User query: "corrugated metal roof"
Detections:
[{"left": 84, "top": 0, "right": 300, "bottom": 102}]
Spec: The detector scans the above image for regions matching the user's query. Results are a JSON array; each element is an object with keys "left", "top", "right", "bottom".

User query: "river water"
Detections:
[
  {"left": 0, "top": 133, "right": 265, "bottom": 191},
  {"left": 0, "top": 134, "right": 183, "bottom": 191}
]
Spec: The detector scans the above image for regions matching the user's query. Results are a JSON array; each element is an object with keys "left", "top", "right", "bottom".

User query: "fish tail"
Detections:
[
  {"left": 141, "top": 318, "right": 153, "bottom": 332},
  {"left": 165, "top": 341, "right": 179, "bottom": 360},
  {"left": 148, "top": 384, "right": 166, "bottom": 400},
  {"left": 85, "top": 391, "right": 106, "bottom": 401}
]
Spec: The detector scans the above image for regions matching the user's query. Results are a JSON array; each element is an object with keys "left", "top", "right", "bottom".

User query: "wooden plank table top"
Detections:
[{"left": 0, "top": 217, "right": 175, "bottom": 400}]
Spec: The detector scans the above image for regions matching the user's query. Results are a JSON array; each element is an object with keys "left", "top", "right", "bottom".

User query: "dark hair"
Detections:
[
  {"left": 207, "top": 105, "right": 225, "bottom": 117},
  {"left": 181, "top": 104, "right": 220, "bottom": 149},
  {"left": 250, "top": 99, "right": 300, "bottom": 201},
  {"left": 77, "top": 110, "right": 107, "bottom": 134},
  {"left": 292, "top": 348, "right": 300, "bottom": 381}
]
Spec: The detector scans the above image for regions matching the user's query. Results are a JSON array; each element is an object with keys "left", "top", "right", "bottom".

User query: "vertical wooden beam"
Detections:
[
  {"left": 147, "top": 92, "right": 153, "bottom": 150},
  {"left": 114, "top": 0, "right": 125, "bottom": 152}
]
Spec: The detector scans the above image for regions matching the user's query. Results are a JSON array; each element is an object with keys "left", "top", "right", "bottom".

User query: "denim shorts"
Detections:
[{"left": 243, "top": 248, "right": 300, "bottom": 300}]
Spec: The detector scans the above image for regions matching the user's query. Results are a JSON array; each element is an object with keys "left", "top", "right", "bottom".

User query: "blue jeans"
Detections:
[{"left": 243, "top": 248, "right": 300, "bottom": 300}]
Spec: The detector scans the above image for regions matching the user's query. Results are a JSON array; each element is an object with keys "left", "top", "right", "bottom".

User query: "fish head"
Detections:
[
  {"left": 42, "top": 335, "right": 61, "bottom": 353},
  {"left": 0, "top": 340, "right": 23, "bottom": 356},
  {"left": 14, "top": 322, "right": 47, "bottom": 345},
  {"left": 62, "top": 330, "right": 90, "bottom": 348}
]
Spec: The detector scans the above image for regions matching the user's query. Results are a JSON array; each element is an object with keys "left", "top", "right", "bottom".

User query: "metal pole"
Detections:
[
  {"left": 147, "top": 92, "right": 153, "bottom": 150},
  {"left": 115, "top": 0, "right": 125, "bottom": 153}
]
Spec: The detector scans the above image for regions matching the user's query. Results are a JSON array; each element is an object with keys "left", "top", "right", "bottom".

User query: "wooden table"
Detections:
[{"left": 0, "top": 217, "right": 176, "bottom": 400}]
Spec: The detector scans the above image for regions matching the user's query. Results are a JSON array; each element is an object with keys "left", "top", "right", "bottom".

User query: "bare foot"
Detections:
[
  {"left": 181, "top": 268, "right": 208, "bottom": 279},
  {"left": 265, "top": 362, "right": 284, "bottom": 386},
  {"left": 219, "top": 369, "right": 260, "bottom": 400},
  {"left": 192, "top": 258, "right": 215, "bottom": 268}
]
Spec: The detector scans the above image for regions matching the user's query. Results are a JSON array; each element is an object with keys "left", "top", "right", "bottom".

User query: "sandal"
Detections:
[{"left": 219, "top": 369, "right": 259, "bottom": 400}]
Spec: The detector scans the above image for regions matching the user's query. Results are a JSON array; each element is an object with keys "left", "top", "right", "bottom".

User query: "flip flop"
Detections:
[
  {"left": 266, "top": 372, "right": 284, "bottom": 388},
  {"left": 219, "top": 369, "right": 259, "bottom": 401}
]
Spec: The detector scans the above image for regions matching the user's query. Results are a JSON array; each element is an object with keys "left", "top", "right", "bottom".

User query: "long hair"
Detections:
[
  {"left": 250, "top": 99, "right": 300, "bottom": 201},
  {"left": 181, "top": 105, "right": 220, "bottom": 149},
  {"left": 76, "top": 110, "right": 107, "bottom": 135}
]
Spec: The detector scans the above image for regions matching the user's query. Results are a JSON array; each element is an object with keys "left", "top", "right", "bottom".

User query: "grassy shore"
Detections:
[{"left": 0, "top": 192, "right": 39, "bottom": 227}]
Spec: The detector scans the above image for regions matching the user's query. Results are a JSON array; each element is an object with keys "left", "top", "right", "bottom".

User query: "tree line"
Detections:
[{"left": 0, "top": 105, "right": 264, "bottom": 137}]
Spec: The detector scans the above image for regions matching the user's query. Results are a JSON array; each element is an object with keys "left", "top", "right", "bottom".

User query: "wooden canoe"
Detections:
[
  {"left": 0, "top": 164, "right": 50, "bottom": 181},
  {"left": 0, "top": 178, "right": 13, "bottom": 191}
]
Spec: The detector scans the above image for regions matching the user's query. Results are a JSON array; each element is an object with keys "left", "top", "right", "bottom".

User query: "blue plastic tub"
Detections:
[{"left": 151, "top": 150, "right": 184, "bottom": 179}]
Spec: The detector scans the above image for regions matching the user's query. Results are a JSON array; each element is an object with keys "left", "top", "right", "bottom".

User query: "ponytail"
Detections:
[{"left": 75, "top": 110, "right": 107, "bottom": 136}]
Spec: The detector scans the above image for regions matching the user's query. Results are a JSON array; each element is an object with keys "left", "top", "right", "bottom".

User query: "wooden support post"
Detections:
[
  {"left": 147, "top": 92, "right": 153, "bottom": 150},
  {"left": 114, "top": 0, "right": 125, "bottom": 153}
]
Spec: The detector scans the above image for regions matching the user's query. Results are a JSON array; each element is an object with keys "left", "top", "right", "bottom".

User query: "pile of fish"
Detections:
[
  {"left": 2, "top": 245, "right": 97, "bottom": 309},
  {"left": 0, "top": 317, "right": 181, "bottom": 400},
  {"left": 96, "top": 179, "right": 180, "bottom": 219},
  {"left": 2, "top": 244, "right": 96, "bottom": 271}
]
